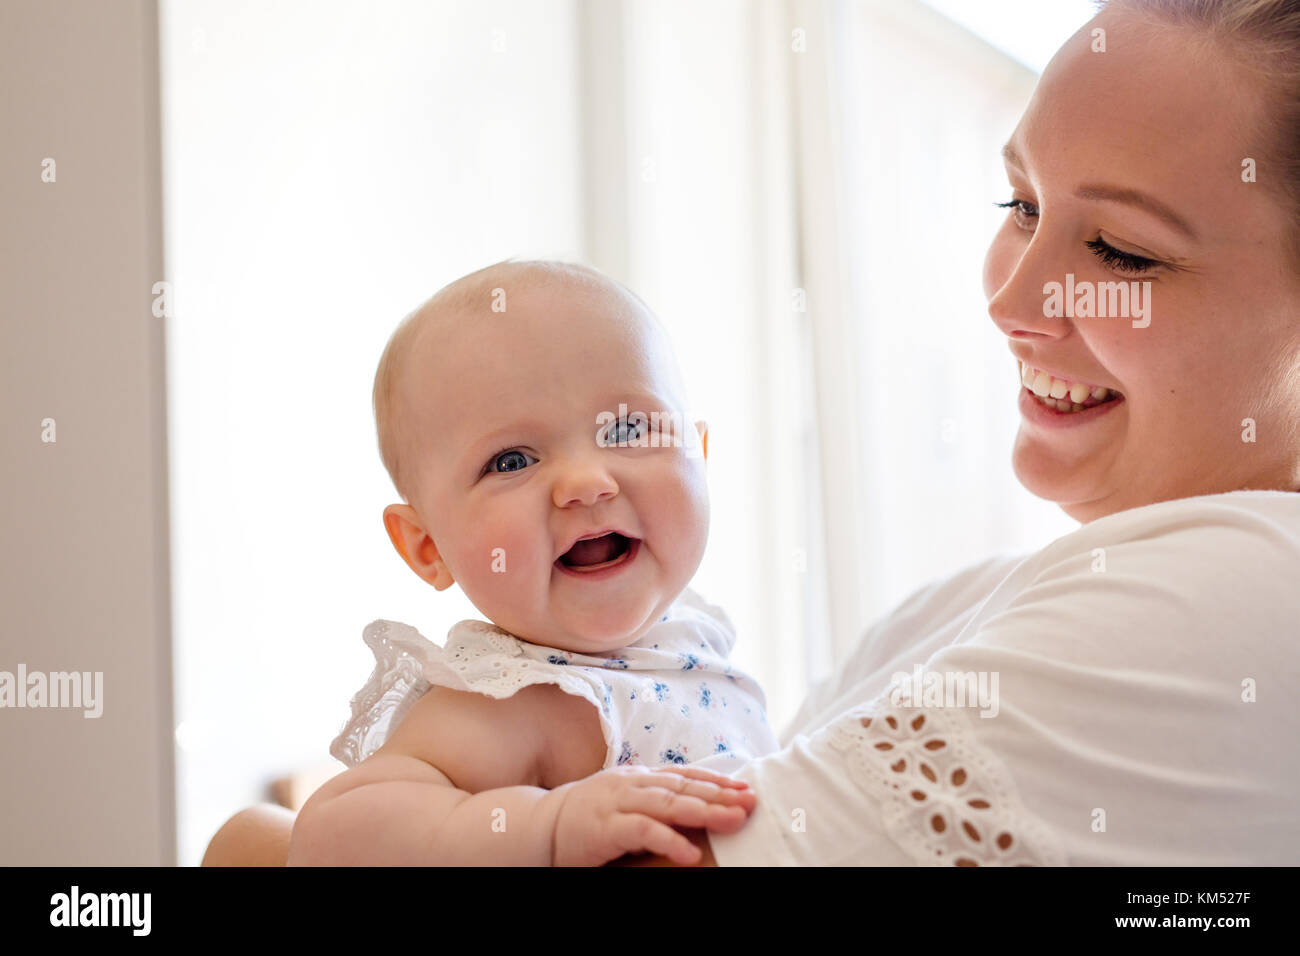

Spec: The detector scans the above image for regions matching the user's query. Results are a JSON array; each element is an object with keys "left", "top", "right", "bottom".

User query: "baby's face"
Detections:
[{"left": 395, "top": 278, "right": 709, "bottom": 653}]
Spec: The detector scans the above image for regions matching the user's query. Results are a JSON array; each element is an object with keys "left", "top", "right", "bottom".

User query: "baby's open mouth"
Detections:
[{"left": 558, "top": 532, "right": 636, "bottom": 570}]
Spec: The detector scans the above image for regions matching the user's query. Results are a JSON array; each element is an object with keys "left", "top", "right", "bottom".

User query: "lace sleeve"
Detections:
[
  {"left": 328, "top": 619, "right": 621, "bottom": 772},
  {"left": 824, "top": 695, "right": 1067, "bottom": 866},
  {"left": 328, "top": 621, "right": 437, "bottom": 768}
]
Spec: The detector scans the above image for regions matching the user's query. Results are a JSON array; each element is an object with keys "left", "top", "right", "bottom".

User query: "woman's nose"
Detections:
[
  {"left": 985, "top": 229, "right": 1072, "bottom": 343},
  {"left": 551, "top": 459, "right": 620, "bottom": 509}
]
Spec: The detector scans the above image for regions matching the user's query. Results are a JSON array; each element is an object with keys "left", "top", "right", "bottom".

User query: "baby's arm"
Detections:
[{"left": 288, "top": 682, "right": 576, "bottom": 866}]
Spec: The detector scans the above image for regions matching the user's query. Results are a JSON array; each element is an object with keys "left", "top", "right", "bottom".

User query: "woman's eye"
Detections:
[
  {"left": 1084, "top": 237, "right": 1159, "bottom": 275},
  {"left": 486, "top": 449, "right": 537, "bottom": 474},
  {"left": 995, "top": 197, "right": 1038, "bottom": 224}
]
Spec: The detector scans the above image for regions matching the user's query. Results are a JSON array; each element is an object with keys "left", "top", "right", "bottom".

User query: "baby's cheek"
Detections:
[
  {"left": 646, "top": 460, "right": 710, "bottom": 566},
  {"left": 455, "top": 522, "right": 544, "bottom": 591}
]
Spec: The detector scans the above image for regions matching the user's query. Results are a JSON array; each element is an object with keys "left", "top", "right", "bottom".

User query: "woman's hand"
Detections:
[{"left": 551, "top": 764, "right": 755, "bottom": 867}]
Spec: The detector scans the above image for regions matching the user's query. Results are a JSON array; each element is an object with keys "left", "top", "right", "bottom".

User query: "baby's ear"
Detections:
[
  {"left": 693, "top": 420, "right": 708, "bottom": 462},
  {"left": 383, "top": 504, "right": 455, "bottom": 591}
]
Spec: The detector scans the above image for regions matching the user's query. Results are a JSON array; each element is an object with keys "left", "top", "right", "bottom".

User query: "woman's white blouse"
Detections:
[{"left": 693, "top": 491, "right": 1300, "bottom": 866}]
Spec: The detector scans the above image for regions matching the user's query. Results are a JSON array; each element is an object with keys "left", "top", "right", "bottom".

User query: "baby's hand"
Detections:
[{"left": 551, "top": 764, "right": 755, "bottom": 867}]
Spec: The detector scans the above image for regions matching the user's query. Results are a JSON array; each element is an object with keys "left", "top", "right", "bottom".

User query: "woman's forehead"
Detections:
[{"left": 1009, "top": 12, "right": 1273, "bottom": 231}]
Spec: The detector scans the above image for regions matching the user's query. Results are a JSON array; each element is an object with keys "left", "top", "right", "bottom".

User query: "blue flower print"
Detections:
[
  {"left": 660, "top": 746, "right": 688, "bottom": 764},
  {"left": 698, "top": 684, "right": 712, "bottom": 709},
  {"left": 547, "top": 654, "right": 569, "bottom": 666},
  {"left": 678, "top": 652, "right": 700, "bottom": 671},
  {"left": 617, "top": 740, "right": 638, "bottom": 765},
  {"left": 652, "top": 681, "right": 670, "bottom": 702},
  {"left": 713, "top": 736, "right": 732, "bottom": 756},
  {"left": 603, "top": 657, "right": 629, "bottom": 669}
]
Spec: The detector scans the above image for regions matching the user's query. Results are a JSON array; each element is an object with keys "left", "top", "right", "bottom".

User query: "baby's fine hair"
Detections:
[{"left": 372, "top": 258, "right": 656, "bottom": 503}]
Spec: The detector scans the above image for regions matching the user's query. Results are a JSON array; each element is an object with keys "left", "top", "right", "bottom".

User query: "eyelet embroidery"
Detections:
[{"left": 825, "top": 697, "right": 1066, "bottom": 866}]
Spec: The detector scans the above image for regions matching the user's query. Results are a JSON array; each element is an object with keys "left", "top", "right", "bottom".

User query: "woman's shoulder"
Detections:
[
  {"left": 971, "top": 490, "right": 1300, "bottom": 663},
  {"left": 1026, "top": 490, "right": 1300, "bottom": 589},
  {"left": 1049, "top": 489, "right": 1300, "bottom": 551}
]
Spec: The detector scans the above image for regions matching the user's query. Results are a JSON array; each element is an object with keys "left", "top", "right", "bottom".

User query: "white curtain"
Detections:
[{"left": 791, "top": 0, "right": 1076, "bottom": 663}]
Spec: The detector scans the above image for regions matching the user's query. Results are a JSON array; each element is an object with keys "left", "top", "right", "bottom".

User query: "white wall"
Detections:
[{"left": 0, "top": 0, "right": 175, "bottom": 865}]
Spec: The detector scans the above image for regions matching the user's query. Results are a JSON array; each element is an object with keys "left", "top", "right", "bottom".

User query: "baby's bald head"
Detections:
[{"left": 373, "top": 259, "right": 688, "bottom": 503}]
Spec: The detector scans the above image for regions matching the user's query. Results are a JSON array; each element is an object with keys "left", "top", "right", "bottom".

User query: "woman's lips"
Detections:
[
  {"left": 555, "top": 538, "right": 641, "bottom": 580},
  {"left": 1018, "top": 385, "right": 1125, "bottom": 428}
]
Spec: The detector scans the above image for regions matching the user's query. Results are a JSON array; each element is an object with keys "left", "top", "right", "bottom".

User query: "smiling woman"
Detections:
[{"left": 986, "top": 0, "right": 1300, "bottom": 523}]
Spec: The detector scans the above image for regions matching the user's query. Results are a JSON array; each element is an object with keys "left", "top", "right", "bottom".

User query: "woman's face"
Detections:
[{"left": 983, "top": 6, "right": 1300, "bottom": 522}]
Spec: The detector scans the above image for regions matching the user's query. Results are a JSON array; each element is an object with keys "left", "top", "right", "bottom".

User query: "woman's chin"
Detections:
[{"left": 1011, "top": 432, "right": 1113, "bottom": 511}]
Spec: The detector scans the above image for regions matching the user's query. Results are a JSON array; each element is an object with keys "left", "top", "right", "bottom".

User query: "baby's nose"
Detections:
[{"left": 552, "top": 462, "right": 619, "bottom": 508}]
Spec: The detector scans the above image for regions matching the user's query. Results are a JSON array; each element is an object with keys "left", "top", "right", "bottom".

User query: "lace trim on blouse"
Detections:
[{"left": 825, "top": 696, "right": 1067, "bottom": 866}]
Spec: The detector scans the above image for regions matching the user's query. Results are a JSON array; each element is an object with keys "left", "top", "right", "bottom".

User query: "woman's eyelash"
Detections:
[
  {"left": 1082, "top": 237, "right": 1158, "bottom": 274},
  {"left": 994, "top": 198, "right": 1036, "bottom": 216},
  {"left": 995, "top": 198, "right": 1161, "bottom": 274}
]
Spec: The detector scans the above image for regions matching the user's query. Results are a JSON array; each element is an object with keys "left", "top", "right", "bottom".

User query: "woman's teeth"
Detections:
[{"left": 1019, "top": 362, "right": 1118, "bottom": 413}]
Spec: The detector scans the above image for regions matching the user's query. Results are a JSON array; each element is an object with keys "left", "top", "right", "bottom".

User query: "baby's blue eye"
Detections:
[
  {"left": 487, "top": 449, "right": 537, "bottom": 474},
  {"left": 606, "top": 417, "right": 645, "bottom": 445}
]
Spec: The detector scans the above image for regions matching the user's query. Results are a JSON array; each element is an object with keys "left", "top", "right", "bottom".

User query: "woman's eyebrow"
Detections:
[
  {"left": 1001, "top": 142, "right": 1198, "bottom": 242},
  {"left": 1074, "top": 184, "right": 1199, "bottom": 241}
]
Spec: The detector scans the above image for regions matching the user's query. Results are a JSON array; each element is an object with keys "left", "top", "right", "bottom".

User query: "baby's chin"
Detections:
[{"left": 542, "top": 598, "right": 668, "bottom": 654}]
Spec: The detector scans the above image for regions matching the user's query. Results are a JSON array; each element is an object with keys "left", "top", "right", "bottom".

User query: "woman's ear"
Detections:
[
  {"left": 382, "top": 504, "right": 455, "bottom": 590},
  {"left": 694, "top": 420, "right": 708, "bottom": 461}
]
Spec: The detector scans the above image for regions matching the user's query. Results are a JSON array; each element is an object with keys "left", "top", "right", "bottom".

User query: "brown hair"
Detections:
[{"left": 1100, "top": 0, "right": 1300, "bottom": 260}]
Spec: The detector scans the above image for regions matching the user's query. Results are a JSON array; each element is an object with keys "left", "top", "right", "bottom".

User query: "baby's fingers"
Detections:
[
  {"left": 636, "top": 771, "right": 757, "bottom": 813},
  {"left": 610, "top": 813, "right": 703, "bottom": 865},
  {"left": 655, "top": 765, "right": 750, "bottom": 789},
  {"left": 619, "top": 786, "right": 750, "bottom": 832}
]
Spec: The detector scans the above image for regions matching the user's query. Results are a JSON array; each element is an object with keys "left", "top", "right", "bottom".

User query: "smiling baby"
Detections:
[{"left": 288, "top": 260, "right": 777, "bottom": 866}]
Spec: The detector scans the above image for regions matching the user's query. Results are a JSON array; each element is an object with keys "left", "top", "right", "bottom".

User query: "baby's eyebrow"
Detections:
[{"left": 462, "top": 420, "right": 549, "bottom": 460}]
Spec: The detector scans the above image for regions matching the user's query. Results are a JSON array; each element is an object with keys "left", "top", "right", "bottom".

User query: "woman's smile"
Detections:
[{"left": 1018, "top": 380, "right": 1126, "bottom": 429}]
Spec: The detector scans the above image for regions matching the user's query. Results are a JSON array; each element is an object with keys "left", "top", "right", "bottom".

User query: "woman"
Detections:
[{"left": 205, "top": 0, "right": 1300, "bottom": 866}]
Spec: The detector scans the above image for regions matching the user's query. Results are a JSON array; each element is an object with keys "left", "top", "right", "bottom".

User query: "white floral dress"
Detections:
[{"left": 330, "top": 587, "right": 779, "bottom": 775}]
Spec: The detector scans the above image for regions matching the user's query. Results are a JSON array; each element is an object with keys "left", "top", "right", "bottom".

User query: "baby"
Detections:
[{"left": 288, "top": 260, "right": 778, "bottom": 866}]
